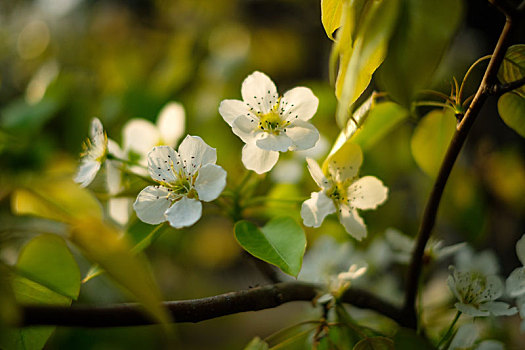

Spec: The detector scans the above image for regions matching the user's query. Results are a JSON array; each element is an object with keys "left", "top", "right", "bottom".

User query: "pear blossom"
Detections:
[
  {"left": 505, "top": 234, "right": 525, "bottom": 331},
  {"left": 301, "top": 141, "right": 388, "bottom": 240},
  {"left": 219, "top": 71, "right": 320, "bottom": 174},
  {"left": 74, "top": 117, "right": 107, "bottom": 187},
  {"left": 449, "top": 324, "right": 504, "bottom": 350},
  {"left": 447, "top": 266, "right": 517, "bottom": 317},
  {"left": 133, "top": 135, "right": 226, "bottom": 229}
]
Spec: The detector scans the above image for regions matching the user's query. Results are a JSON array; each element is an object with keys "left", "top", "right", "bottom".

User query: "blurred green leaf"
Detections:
[
  {"left": 353, "top": 336, "right": 394, "bottom": 350},
  {"left": 498, "top": 44, "right": 525, "bottom": 97},
  {"left": 350, "top": 101, "right": 409, "bottom": 151},
  {"left": 0, "top": 98, "right": 59, "bottom": 134},
  {"left": 244, "top": 336, "right": 269, "bottom": 350},
  {"left": 234, "top": 217, "right": 306, "bottom": 277},
  {"left": 410, "top": 109, "right": 456, "bottom": 177},
  {"left": 377, "top": 0, "right": 463, "bottom": 106},
  {"left": 0, "top": 264, "right": 19, "bottom": 328},
  {"left": 321, "top": 0, "right": 343, "bottom": 40},
  {"left": 16, "top": 234, "right": 80, "bottom": 300},
  {"left": 1, "top": 235, "right": 80, "bottom": 350},
  {"left": 497, "top": 92, "right": 525, "bottom": 138},
  {"left": 335, "top": 0, "right": 400, "bottom": 127},
  {"left": 393, "top": 328, "right": 435, "bottom": 349}
]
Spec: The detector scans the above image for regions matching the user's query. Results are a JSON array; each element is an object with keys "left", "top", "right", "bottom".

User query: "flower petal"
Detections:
[
  {"left": 157, "top": 102, "right": 185, "bottom": 147},
  {"left": 74, "top": 160, "right": 101, "bottom": 188},
  {"left": 108, "top": 197, "right": 132, "bottom": 226},
  {"left": 178, "top": 135, "right": 217, "bottom": 173},
  {"left": 480, "top": 275, "right": 504, "bottom": 302},
  {"left": 241, "top": 143, "right": 279, "bottom": 174},
  {"left": 165, "top": 196, "right": 202, "bottom": 228},
  {"left": 133, "top": 185, "right": 172, "bottom": 225},
  {"left": 480, "top": 301, "right": 518, "bottom": 316},
  {"left": 324, "top": 141, "right": 363, "bottom": 183},
  {"left": 255, "top": 132, "right": 292, "bottom": 152},
  {"left": 281, "top": 86, "right": 319, "bottom": 122},
  {"left": 90, "top": 117, "right": 106, "bottom": 147},
  {"left": 123, "top": 119, "right": 159, "bottom": 156},
  {"left": 301, "top": 191, "right": 336, "bottom": 228},
  {"left": 455, "top": 302, "right": 489, "bottom": 317},
  {"left": 195, "top": 164, "right": 227, "bottom": 202},
  {"left": 449, "top": 324, "right": 479, "bottom": 349},
  {"left": 347, "top": 176, "right": 388, "bottom": 210},
  {"left": 506, "top": 267, "right": 525, "bottom": 297},
  {"left": 286, "top": 120, "right": 319, "bottom": 151},
  {"left": 517, "top": 234, "right": 525, "bottom": 266},
  {"left": 241, "top": 71, "right": 278, "bottom": 114},
  {"left": 306, "top": 157, "right": 330, "bottom": 190},
  {"left": 476, "top": 340, "right": 504, "bottom": 350},
  {"left": 339, "top": 207, "right": 367, "bottom": 240},
  {"left": 219, "top": 99, "right": 252, "bottom": 126},
  {"left": 147, "top": 146, "right": 180, "bottom": 183},
  {"left": 232, "top": 114, "right": 259, "bottom": 143},
  {"left": 106, "top": 160, "right": 122, "bottom": 195}
]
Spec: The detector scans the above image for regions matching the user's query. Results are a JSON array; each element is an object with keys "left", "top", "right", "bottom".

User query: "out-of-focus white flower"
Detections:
[
  {"left": 133, "top": 135, "right": 226, "bottom": 229},
  {"left": 106, "top": 139, "right": 132, "bottom": 226},
  {"left": 505, "top": 234, "right": 525, "bottom": 331},
  {"left": 74, "top": 118, "right": 107, "bottom": 187},
  {"left": 447, "top": 266, "right": 516, "bottom": 317},
  {"left": 301, "top": 141, "right": 388, "bottom": 240},
  {"left": 219, "top": 71, "right": 319, "bottom": 174},
  {"left": 448, "top": 323, "right": 504, "bottom": 350},
  {"left": 455, "top": 246, "right": 500, "bottom": 276},
  {"left": 385, "top": 228, "right": 465, "bottom": 264}
]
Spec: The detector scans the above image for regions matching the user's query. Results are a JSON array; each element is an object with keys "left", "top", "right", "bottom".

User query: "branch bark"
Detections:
[
  {"left": 402, "top": 1, "right": 523, "bottom": 328},
  {"left": 18, "top": 282, "right": 403, "bottom": 328}
]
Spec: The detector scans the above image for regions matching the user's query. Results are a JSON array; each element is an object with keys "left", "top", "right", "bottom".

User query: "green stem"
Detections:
[
  {"left": 419, "top": 90, "right": 455, "bottom": 105},
  {"left": 437, "top": 311, "right": 461, "bottom": 349},
  {"left": 413, "top": 101, "right": 455, "bottom": 110},
  {"left": 106, "top": 153, "right": 146, "bottom": 169},
  {"left": 458, "top": 55, "right": 492, "bottom": 104}
]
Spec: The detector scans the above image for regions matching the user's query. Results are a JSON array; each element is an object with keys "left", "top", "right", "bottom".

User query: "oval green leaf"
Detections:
[
  {"left": 377, "top": 0, "right": 463, "bottom": 106},
  {"left": 498, "top": 44, "right": 525, "bottom": 97},
  {"left": 498, "top": 92, "right": 525, "bottom": 138},
  {"left": 410, "top": 109, "right": 456, "bottom": 177},
  {"left": 234, "top": 217, "right": 306, "bottom": 277},
  {"left": 354, "top": 336, "right": 394, "bottom": 350}
]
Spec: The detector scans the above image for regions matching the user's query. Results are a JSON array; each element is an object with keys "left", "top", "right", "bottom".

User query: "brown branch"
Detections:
[
  {"left": 17, "top": 282, "right": 404, "bottom": 328},
  {"left": 402, "top": 1, "right": 523, "bottom": 328},
  {"left": 490, "top": 77, "right": 525, "bottom": 96}
]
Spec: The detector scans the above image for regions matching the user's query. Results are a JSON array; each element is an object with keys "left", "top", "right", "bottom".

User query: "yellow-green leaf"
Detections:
[
  {"left": 321, "top": 0, "right": 343, "bottom": 40},
  {"left": 410, "top": 109, "right": 456, "bottom": 177},
  {"left": 498, "top": 44, "right": 525, "bottom": 97},
  {"left": 498, "top": 92, "right": 525, "bottom": 137}
]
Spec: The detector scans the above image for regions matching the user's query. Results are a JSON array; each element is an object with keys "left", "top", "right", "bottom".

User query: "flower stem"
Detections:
[
  {"left": 436, "top": 311, "right": 461, "bottom": 349},
  {"left": 458, "top": 55, "right": 492, "bottom": 104}
]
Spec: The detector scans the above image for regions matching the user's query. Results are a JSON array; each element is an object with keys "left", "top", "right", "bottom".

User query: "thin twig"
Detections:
[
  {"left": 17, "top": 282, "right": 404, "bottom": 328},
  {"left": 402, "top": 1, "right": 522, "bottom": 328},
  {"left": 490, "top": 77, "right": 525, "bottom": 96}
]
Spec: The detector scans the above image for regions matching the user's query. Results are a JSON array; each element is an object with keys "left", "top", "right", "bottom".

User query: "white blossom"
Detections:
[
  {"left": 219, "top": 71, "right": 319, "bottom": 174},
  {"left": 300, "top": 141, "right": 388, "bottom": 240},
  {"left": 74, "top": 117, "right": 107, "bottom": 187},
  {"left": 447, "top": 266, "right": 517, "bottom": 317},
  {"left": 133, "top": 135, "right": 226, "bottom": 229},
  {"left": 449, "top": 324, "right": 504, "bottom": 350}
]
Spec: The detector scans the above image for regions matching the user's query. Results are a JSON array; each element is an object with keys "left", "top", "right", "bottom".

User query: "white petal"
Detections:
[
  {"left": 178, "top": 135, "right": 217, "bottom": 173},
  {"left": 165, "top": 196, "right": 202, "bottom": 228},
  {"left": 219, "top": 99, "right": 252, "bottom": 126},
  {"left": 285, "top": 120, "right": 319, "bottom": 151},
  {"left": 517, "top": 234, "right": 525, "bottom": 266},
  {"left": 479, "top": 301, "right": 517, "bottom": 316},
  {"left": 157, "top": 102, "right": 185, "bottom": 147},
  {"left": 480, "top": 275, "right": 504, "bottom": 302},
  {"left": 74, "top": 160, "right": 101, "bottom": 187},
  {"left": 506, "top": 267, "right": 525, "bottom": 297},
  {"left": 449, "top": 323, "right": 479, "bottom": 349},
  {"left": 107, "top": 138, "right": 125, "bottom": 159},
  {"left": 324, "top": 141, "right": 363, "bottom": 183},
  {"left": 195, "top": 164, "right": 227, "bottom": 202},
  {"left": 241, "top": 143, "right": 279, "bottom": 174},
  {"left": 106, "top": 160, "right": 122, "bottom": 195},
  {"left": 232, "top": 114, "right": 258, "bottom": 143},
  {"left": 133, "top": 186, "right": 172, "bottom": 225},
  {"left": 147, "top": 146, "right": 180, "bottom": 183},
  {"left": 306, "top": 157, "right": 330, "bottom": 190},
  {"left": 301, "top": 191, "right": 336, "bottom": 228},
  {"left": 476, "top": 340, "right": 504, "bottom": 350},
  {"left": 123, "top": 119, "right": 159, "bottom": 156},
  {"left": 108, "top": 197, "right": 132, "bottom": 226},
  {"left": 90, "top": 117, "right": 105, "bottom": 146},
  {"left": 280, "top": 86, "right": 319, "bottom": 122},
  {"left": 385, "top": 228, "right": 414, "bottom": 254},
  {"left": 455, "top": 302, "right": 489, "bottom": 317},
  {"left": 271, "top": 160, "right": 303, "bottom": 184},
  {"left": 255, "top": 132, "right": 292, "bottom": 152},
  {"left": 339, "top": 207, "right": 367, "bottom": 240},
  {"left": 241, "top": 71, "right": 278, "bottom": 114},
  {"left": 347, "top": 176, "right": 388, "bottom": 210},
  {"left": 447, "top": 269, "right": 463, "bottom": 301}
]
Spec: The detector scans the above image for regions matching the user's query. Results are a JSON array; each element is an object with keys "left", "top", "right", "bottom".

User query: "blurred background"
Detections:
[{"left": 0, "top": 0, "right": 524, "bottom": 348}]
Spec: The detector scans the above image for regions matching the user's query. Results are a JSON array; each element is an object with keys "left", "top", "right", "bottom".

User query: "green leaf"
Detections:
[
  {"left": 393, "top": 328, "right": 435, "bottom": 349},
  {"left": 234, "top": 217, "right": 306, "bottom": 277},
  {"left": 377, "top": 0, "right": 463, "bottom": 106},
  {"left": 498, "top": 44, "right": 525, "bottom": 97},
  {"left": 335, "top": 0, "right": 400, "bottom": 127},
  {"left": 16, "top": 234, "right": 80, "bottom": 300},
  {"left": 353, "top": 336, "right": 394, "bottom": 350},
  {"left": 244, "top": 336, "right": 269, "bottom": 350},
  {"left": 410, "top": 109, "right": 456, "bottom": 177},
  {"left": 321, "top": 0, "right": 343, "bottom": 40},
  {"left": 350, "top": 101, "right": 409, "bottom": 151},
  {"left": 0, "top": 98, "right": 59, "bottom": 134},
  {"left": 0, "top": 235, "right": 80, "bottom": 350},
  {"left": 498, "top": 92, "right": 525, "bottom": 137}
]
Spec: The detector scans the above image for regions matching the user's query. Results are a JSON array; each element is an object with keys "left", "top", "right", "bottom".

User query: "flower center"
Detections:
[
  {"left": 327, "top": 183, "right": 347, "bottom": 203},
  {"left": 257, "top": 102, "right": 290, "bottom": 135}
]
